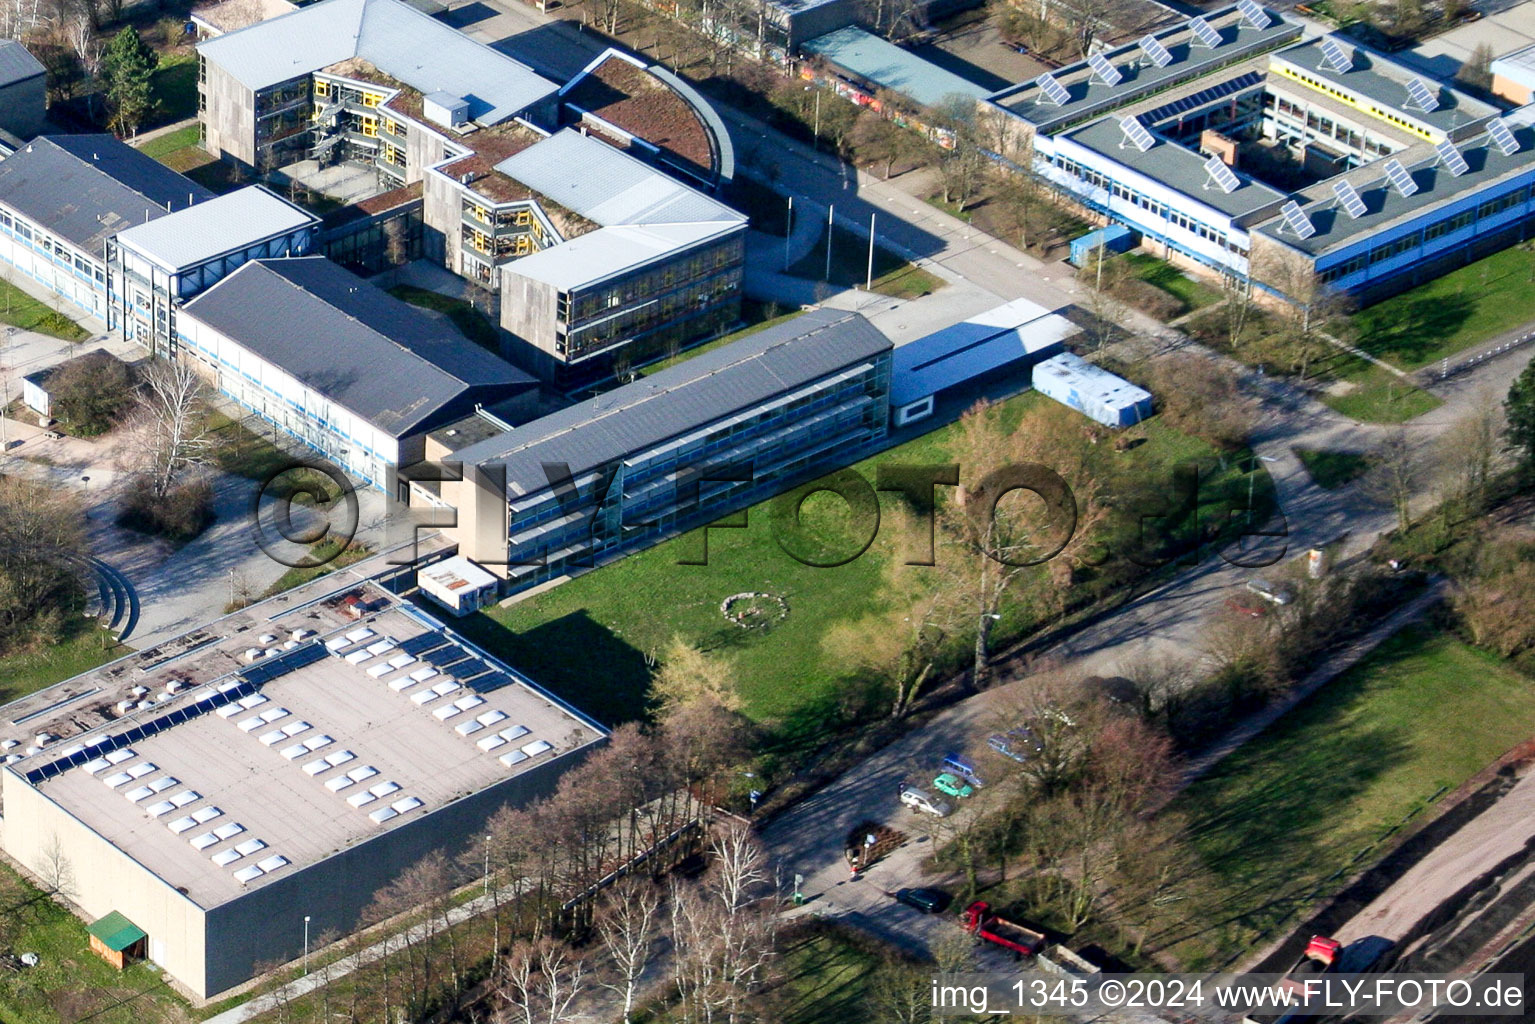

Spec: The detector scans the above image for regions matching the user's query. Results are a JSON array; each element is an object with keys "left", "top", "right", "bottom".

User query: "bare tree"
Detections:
[
  {"left": 1434, "top": 391, "right": 1504, "bottom": 513},
  {"left": 821, "top": 551, "right": 946, "bottom": 718},
  {"left": 499, "top": 937, "right": 588, "bottom": 1024},
  {"left": 35, "top": 832, "right": 76, "bottom": 899},
  {"left": 1359, "top": 425, "right": 1421, "bottom": 534},
  {"left": 594, "top": 878, "right": 663, "bottom": 1024},
  {"left": 127, "top": 359, "right": 220, "bottom": 500}
]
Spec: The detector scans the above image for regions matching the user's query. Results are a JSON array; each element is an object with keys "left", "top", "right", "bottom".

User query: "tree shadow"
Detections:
[
  {"left": 453, "top": 608, "right": 651, "bottom": 727},
  {"left": 1354, "top": 292, "right": 1475, "bottom": 366}
]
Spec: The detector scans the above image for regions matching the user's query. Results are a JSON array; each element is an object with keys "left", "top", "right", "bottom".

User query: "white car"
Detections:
[
  {"left": 899, "top": 785, "right": 953, "bottom": 818},
  {"left": 1246, "top": 578, "right": 1294, "bottom": 606}
]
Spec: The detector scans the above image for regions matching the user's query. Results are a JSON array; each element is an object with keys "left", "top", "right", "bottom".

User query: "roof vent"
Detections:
[{"left": 424, "top": 91, "right": 469, "bottom": 130}]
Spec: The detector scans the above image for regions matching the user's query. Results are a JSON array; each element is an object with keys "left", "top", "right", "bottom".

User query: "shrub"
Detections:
[
  {"left": 118, "top": 477, "right": 215, "bottom": 542},
  {"left": 1113, "top": 277, "right": 1185, "bottom": 321}
]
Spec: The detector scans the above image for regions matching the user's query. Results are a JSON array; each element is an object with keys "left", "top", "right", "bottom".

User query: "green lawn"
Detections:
[
  {"left": 261, "top": 540, "right": 373, "bottom": 599},
  {"left": 453, "top": 390, "right": 1248, "bottom": 740},
  {"left": 1320, "top": 357, "right": 1442, "bottom": 423},
  {"left": 788, "top": 224, "right": 944, "bottom": 299},
  {"left": 0, "top": 628, "right": 125, "bottom": 707},
  {"left": 763, "top": 926, "right": 888, "bottom": 1024},
  {"left": 208, "top": 410, "right": 299, "bottom": 482},
  {"left": 1172, "top": 625, "right": 1535, "bottom": 965},
  {"left": 0, "top": 862, "right": 189, "bottom": 1024},
  {"left": 1351, "top": 245, "right": 1535, "bottom": 370},
  {"left": 1123, "top": 253, "right": 1223, "bottom": 313},
  {"left": 0, "top": 276, "right": 89, "bottom": 340},
  {"left": 387, "top": 285, "right": 502, "bottom": 353},
  {"left": 136, "top": 123, "right": 217, "bottom": 175},
  {"left": 1294, "top": 447, "right": 1372, "bottom": 489},
  {"left": 148, "top": 52, "right": 198, "bottom": 128}
]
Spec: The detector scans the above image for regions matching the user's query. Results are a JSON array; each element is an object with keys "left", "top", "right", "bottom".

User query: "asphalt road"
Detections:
[{"left": 1429, "top": 932, "right": 1535, "bottom": 1024}]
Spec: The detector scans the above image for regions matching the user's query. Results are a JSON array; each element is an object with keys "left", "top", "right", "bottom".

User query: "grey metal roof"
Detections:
[
  {"left": 196, "top": 0, "right": 556, "bottom": 123},
  {"left": 0, "top": 40, "right": 44, "bottom": 88},
  {"left": 991, "top": 5, "right": 1300, "bottom": 132},
  {"left": 0, "top": 136, "right": 213, "bottom": 254},
  {"left": 452, "top": 309, "right": 891, "bottom": 493},
  {"left": 1061, "top": 117, "right": 1286, "bottom": 220},
  {"left": 501, "top": 221, "right": 742, "bottom": 292},
  {"left": 890, "top": 298, "right": 1077, "bottom": 407},
  {"left": 494, "top": 129, "right": 743, "bottom": 227},
  {"left": 802, "top": 26, "right": 989, "bottom": 109},
  {"left": 114, "top": 186, "right": 318, "bottom": 271},
  {"left": 1256, "top": 118, "right": 1535, "bottom": 256},
  {"left": 180, "top": 257, "right": 535, "bottom": 436},
  {"left": 1272, "top": 38, "right": 1498, "bottom": 139}
]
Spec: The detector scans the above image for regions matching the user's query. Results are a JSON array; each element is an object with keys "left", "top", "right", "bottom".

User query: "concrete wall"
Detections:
[
  {"left": 0, "top": 73, "right": 45, "bottom": 140},
  {"left": 2, "top": 769, "right": 210, "bottom": 995},
  {"left": 200, "top": 59, "right": 257, "bottom": 167},
  {"left": 200, "top": 739, "right": 599, "bottom": 996},
  {"left": 498, "top": 269, "right": 559, "bottom": 375}
]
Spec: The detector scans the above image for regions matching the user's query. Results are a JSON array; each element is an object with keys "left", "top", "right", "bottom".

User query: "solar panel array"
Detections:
[
  {"left": 1036, "top": 72, "right": 1069, "bottom": 106},
  {"left": 241, "top": 641, "right": 326, "bottom": 686},
  {"left": 1488, "top": 118, "right": 1520, "bottom": 156},
  {"left": 1189, "top": 16, "right": 1223, "bottom": 48},
  {"left": 1280, "top": 200, "right": 1317, "bottom": 240},
  {"left": 1383, "top": 157, "right": 1419, "bottom": 196},
  {"left": 1088, "top": 52, "right": 1123, "bottom": 87},
  {"left": 1203, "top": 154, "right": 1240, "bottom": 194},
  {"left": 1320, "top": 37, "right": 1352, "bottom": 73},
  {"left": 1119, "top": 116, "right": 1155, "bottom": 152},
  {"left": 1138, "top": 71, "right": 1263, "bottom": 126},
  {"left": 1237, "top": 0, "right": 1269, "bottom": 28},
  {"left": 1405, "top": 78, "right": 1439, "bottom": 113},
  {"left": 1436, "top": 138, "right": 1469, "bottom": 177},
  {"left": 1138, "top": 34, "right": 1173, "bottom": 68},
  {"left": 1333, "top": 179, "right": 1367, "bottom": 219}
]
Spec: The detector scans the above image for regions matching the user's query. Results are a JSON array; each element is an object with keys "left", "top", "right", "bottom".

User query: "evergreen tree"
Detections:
[
  {"left": 1507, "top": 359, "right": 1535, "bottom": 468},
  {"left": 102, "top": 28, "right": 156, "bottom": 137}
]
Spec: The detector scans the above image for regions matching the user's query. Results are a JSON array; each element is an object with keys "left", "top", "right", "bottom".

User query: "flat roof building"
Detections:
[
  {"left": 419, "top": 309, "right": 892, "bottom": 593},
  {"left": 1033, "top": 352, "right": 1152, "bottom": 428},
  {"left": 1, "top": 578, "right": 604, "bottom": 999},
  {"left": 179, "top": 257, "right": 536, "bottom": 487},
  {"left": 989, "top": 4, "right": 1535, "bottom": 305},
  {"left": 0, "top": 136, "right": 213, "bottom": 319},
  {"left": 890, "top": 298, "right": 1078, "bottom": 426},
  {"left": 108, "top": 185, "right": 321, "bottom": 355},
  {"left": 803, "top": 26, "right": 990, "bottom": 110}
]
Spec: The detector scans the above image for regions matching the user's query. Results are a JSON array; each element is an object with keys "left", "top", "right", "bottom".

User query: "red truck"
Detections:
[
  {"left": 1244, "top": 935, "right": 1342, "bottom": 1024},
  {"left": 962, "top": 901, "right": 1046, "bottom": 957}
]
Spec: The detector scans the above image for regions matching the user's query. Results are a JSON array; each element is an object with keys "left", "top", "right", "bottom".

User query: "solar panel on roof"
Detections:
[
  {"left": 1036, "top": 72, "right": 1069, "bottom": 106},
  {"left": 1406, "top": 78, "right": 1439, "bottom": 112},
  {"left": 241, "top": 641, "right": 325, "bottom": 684},
  {"left": 1280, "top": 200, "right": 1317, "bottom": 240},
  {"left": 1119, "top": 116, "right": 1155, "bottom": 152},
  {"left": 399, "top": 633, "right": 450, "bottom": 656},
  {"left": 1138, "top": 34, "right": 1173, "bottom": 67},
  {"left": 1202, "top": 154, "right": 1240, "bottom": 194},
  {"left": 1088, "top": 52, "right": 1122, "bottom": 87},
  {"left": 1488, "top": 118, "right": 1520, "bottom": 155},
  {"left": 1189, "top": 16, "right": 1222, "bottom": 48},
  {"left": 1320, "top": 37, "right": 1352, "bottom": 73},
  {"left": 1237, "top": 0, "right": 1269, "bottom": 28},
  {"left": 1333, "top": 179, "right": 1367, "bottom": 219},
  {"left": 1383, "top": 157, "right": 1419, "bottom": 196},
  {"left": 1436, "top": 138, "right": 1469, "bottom": 177}
]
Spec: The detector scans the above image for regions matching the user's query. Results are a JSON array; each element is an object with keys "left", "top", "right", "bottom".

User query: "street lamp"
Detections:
[
  {"left": 303, "top": 915, "right": 311, "bottom": 976},
  {"left": 1248, "top": 454, "right": 1279, "bottom": 525},
  {"left": 483, "top": 833, "right": 492, "bottom": 896}
]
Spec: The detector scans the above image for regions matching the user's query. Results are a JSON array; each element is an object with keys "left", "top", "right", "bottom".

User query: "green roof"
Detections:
[{"left": 87, "top": 911, "right": 146, "bottom": 952}]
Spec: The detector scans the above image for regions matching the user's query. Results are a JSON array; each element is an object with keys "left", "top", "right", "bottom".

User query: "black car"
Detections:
[{"left": 891, "top": 887, "right": 951, "bottom": 914}]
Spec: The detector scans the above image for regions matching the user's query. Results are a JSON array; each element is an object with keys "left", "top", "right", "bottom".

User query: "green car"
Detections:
[{"left": 932, "top": 772, "right": 974, "bottom": 799}]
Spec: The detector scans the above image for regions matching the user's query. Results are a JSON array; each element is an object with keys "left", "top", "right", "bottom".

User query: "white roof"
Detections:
[
  {"left": 502, "top": 221, "right": 741, "bottom": 291},
  {"left": 197, "top": 0, "right": 557, "bottom": 123},
  {"left": 114, "top": 186, "right": 318, "bottom": 272},
  {"left": 494, "top": 130, "right": 743, "bottom": 227},
  {"left": 418, "top": 555, "right": 498, "bottom": 594}
]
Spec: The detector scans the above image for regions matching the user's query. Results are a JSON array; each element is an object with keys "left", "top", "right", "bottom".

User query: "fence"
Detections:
[{"left": 1434, "top": 331, "right": 1535, "bottom": 381}]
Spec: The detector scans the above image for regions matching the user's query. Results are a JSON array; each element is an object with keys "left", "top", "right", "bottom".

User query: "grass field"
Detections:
[
  {"left": 788, "top": 224, "right": 944, "bottom": 299},
  {"left": 148, "top": 53, "right": 199, "bottom": 128},
  {"left": 1320, "top": 357, "right": 1442, "bottom": 423},
  {"left": 0, "top": 276, "right": 89, "bottom": 340},
  {"left": 387, "top": 285, "right": 501, "bottom": 353},
  {"left": 455, "top": 391, "right": 1249, "bottom": 741},
  {"left": 1351, "top": 245, "right": 1535, "bottom": 371},
  {"left": 0, "top": 861, "right": 191, "bottom": 1024},
  {"left": 1173, "top": 625, "right": 1535, "bottom": 965},
  {"left": 1294, "top": 448, "right": 1372, "bottom": 489},
  {"left": 1123, "top": 253, "right": 1223, "bottom": 313},
  {"left": 0, "top": 628, "right": 125, "bottom": 708}
]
